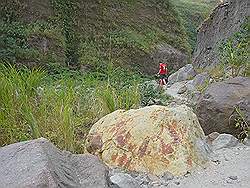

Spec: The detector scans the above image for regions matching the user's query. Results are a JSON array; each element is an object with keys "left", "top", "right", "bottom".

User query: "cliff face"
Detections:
[{"left": 192, "top": 0, "right": 249, "bottom": 69}]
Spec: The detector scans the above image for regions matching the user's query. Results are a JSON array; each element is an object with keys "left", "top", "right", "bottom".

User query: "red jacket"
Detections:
[{"left": 159, "top": 63, "right": 167, "bottom": 75}]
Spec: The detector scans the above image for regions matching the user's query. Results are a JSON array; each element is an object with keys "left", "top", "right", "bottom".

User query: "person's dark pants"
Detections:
[{"left": 159, "top": 74, "right": 168, "bottom": 84}]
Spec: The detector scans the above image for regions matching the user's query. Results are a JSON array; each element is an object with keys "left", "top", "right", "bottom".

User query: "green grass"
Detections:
[{"left": 0, "top": 63, "right": 150, "bottom": 153}]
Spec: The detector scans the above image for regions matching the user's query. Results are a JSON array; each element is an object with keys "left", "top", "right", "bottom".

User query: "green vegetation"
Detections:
[
  {"left": 0, "top": 63, "right": 148, "bottom": 152},
  {"left": 219, "top": 20, "right": 250, "bottom": 77},
  {"left": 0, "top": 0, "right": 219, "bottom": 152},
  {"left": 52, "top": 0, "right": 79, "bottom": 66},
  {"left": 172, "top": 0, "right": 218, "bottom": 50},
  {"left": 0, "top": 0, "right": 217, "bottom": 71},
  {"left": 140, "top": 81, "right": 170, "bottom": 106},
  {"left": 0, "top": 0, "right": 194, "bottom": 73},
  {"left": 230, "top": 107, "right": 249, "bottom": 140}
]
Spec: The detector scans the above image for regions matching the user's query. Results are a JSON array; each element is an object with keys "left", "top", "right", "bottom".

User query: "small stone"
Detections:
[
  {"left": 211, "top": 134, "right": 239, "bottom": 151},
  {"left": 243, "top": 138, "right": 250, "bottom": 146},
  {"left": 205, "top": 132, "right": 220, "bottom": 145},
  {"left": 212, "top": 159, "right": 221, "bottom": 165},
  {"left": 177, "top": 85, "right": 187, "bottom": 94},
  {"left": 174, "top": 181, "right": 180, "bottom": 185},
  {"left": 110, "top": 173, "right": 142, "bottom": 188},
  {"left": 184, "top": 171, "right": 191, "bottom": 177},
  {"left": 229, "top": 176, "right": 238, "bottom": 180},
  {"left": 161, "top": 171, "right": 174, "bottom": 181}
]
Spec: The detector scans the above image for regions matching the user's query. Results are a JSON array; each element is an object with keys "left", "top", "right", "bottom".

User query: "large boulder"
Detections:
[
  {"left": 192, "top": 0, "right": 249, "bottom": 69},
  {"left": 86, "top": 105, "right": 211, "bottom": 176},
  {"left": 168, "top": 64, "right": 197, "bottom": 85},
  {"left": 196, "top": 77, "right": 250, "bottom": 136},
  {"left": 0, "top": 138, "right": 114, "bottom": 188}
]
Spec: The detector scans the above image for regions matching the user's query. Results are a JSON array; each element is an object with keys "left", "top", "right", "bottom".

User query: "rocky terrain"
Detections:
[
  {"left": 1, "top": 130, "right": 249, "bottom": 187},
  {"left": 0, "top": 0, "right": 249, "bottom": 187}
]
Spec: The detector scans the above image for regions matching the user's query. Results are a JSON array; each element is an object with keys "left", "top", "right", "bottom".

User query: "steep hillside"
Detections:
[
  {"left": 193, "top": 0, "right": 249, "bottom": 69},
  {"left": 0, "top": 0, "right": 193, "bottom": 75},
  {"left": 0, "top": 0, "right": 221, "bottom": 75}
]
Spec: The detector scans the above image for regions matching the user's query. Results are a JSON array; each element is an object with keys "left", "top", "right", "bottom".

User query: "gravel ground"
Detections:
[
  {"left": 167, "top": 145, "right": 250, "bottom": 188},
  {"left": 110, "top": 143, "right": 250, "bottom": 188}
]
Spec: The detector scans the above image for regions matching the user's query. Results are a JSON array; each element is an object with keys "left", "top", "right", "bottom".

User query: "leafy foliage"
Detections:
[
  {"left": 219, "top": 21, "right": 250, "bottom": 77},
  {"left": 51, "top": 0, "right": 79, "bottom": 66},
  {"left": 231, "top": 107, "right": 249, "bottom": 140},
  {"left": 140, "top": 81, "right": 170, "bottom": 106}
]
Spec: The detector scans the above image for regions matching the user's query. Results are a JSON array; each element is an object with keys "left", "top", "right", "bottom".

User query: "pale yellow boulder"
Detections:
[{"left": 86, "top": 105, "right": 210, "bottom": 176}]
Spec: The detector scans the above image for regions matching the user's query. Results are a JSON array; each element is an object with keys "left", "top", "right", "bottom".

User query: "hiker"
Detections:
[{"left": 158, "top": 62, "right": 168, "bottom": 85}]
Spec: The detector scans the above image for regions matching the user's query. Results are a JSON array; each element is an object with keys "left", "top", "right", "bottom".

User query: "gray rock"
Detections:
[
  {"left": 211, "top": 134, "right": 239, "bottom": 150},
  {"left": 177, "top": 85, "right": 187, "bottom": 94},
  {"left": 243, "top": 138, "right": 250, "bottom": 146},
  {"left": 110, "top": 173, "right": 142, "bottom": 188},
  {"left": 192, "top": 0, "right": 249, "bottom": 69},
  {"left": 192, "top": 72, "right": 210, "bottom": 89},
  {"left": 205, "top": 132, "right": 220, "bottom": 145},
  {"left": 0, "top": 138, "right": 113, "bottom": 188},
  {"left": 168, "top": 64, "right": 197, "bottom": 85},
  {"left": 195, "top": 138, "right": 213, "bottom": 159},
  {"left": 228, "top": 176, "right": 238, "bottom": 180},
  {"left": 135, "top": 174, "right": 150, "bottom": 186},
  {"left": 152, "top": 44, "right": 189, "bottom": 72},
  {"left": 196, "top": 77, "right": 250, "bottom": 136}
]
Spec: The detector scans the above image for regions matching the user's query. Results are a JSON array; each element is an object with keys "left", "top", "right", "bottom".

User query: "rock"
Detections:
[
  {"left": 110, "top": 173, "right": 142, "bottom": 188},
  {"left": 228, "top": 176, "right": 238, "bottom": 180},
  {"left": 226, "top": 175, "right": 239, "bottom": 184},
  {"left": 205, "top": 132, "right": 220, "bottom": 145},
  {"left": 177, "top": 85, "right": 187, "bottom": 94},
  {"left": 86, "top": 105, "right": 211, "bottom": 176},
  {"left": 152, "top": 44, "right": 189, "bottom": 72},
  {"left": 134, "top": 174, "right": 151, "bottom": 186},
  {"left": 193, "top": 0, "right": 249, "bottom": 69},
  {"left": 160, "top": 172, "right": 174, "bottom": 181},
  {"left": 196, "top": 77, "right": 250, "bottom": 136},
  {"left": 0, "top": 138, "right": 113, "bottom": 188},
  {"left": 191, "top": 72, "right": 210, "bottom": 90},
  {"left": 168, "top": 64, "right": 197, "bottom": 85},
  {"left": 243, "top": 138, "right": 250, "bottom": 146},
  {"left": 165, "top": 81, "right": 189, "bottom": 102},
  {"left": 211, "top": 134, "right": 239, "bottom": 150}
]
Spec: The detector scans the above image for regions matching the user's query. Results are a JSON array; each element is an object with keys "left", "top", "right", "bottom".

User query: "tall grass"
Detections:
[
  {"left": 97, "top": 83, "right": 141, "bottom": 114},
  {"left": 0, "top": 63, "right": 143, "bottom": 153},
  {"left": 0, "top": 64, "right": 45, "bottom": 142}
]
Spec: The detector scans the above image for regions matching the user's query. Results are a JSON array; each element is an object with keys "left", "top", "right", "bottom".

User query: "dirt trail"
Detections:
[{"left": 167, "top": 145, "right": 250, "bottom": 188}]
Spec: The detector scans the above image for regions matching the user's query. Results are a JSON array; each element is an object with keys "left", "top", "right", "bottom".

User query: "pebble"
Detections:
[
  {"left": 228, "top": 176, "right": 238, "bottom": 180},
  {"left": 174, "top": 181, "right": 180, "bottom": 185}
]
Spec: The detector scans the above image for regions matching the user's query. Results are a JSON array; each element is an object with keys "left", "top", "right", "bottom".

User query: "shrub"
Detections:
[
  {"left": 230, "top": 107, "right": 249, "bottom": 140},
  {"left": 140, "top": 81, "right": 170, "bottom": 106},
  {"left": 219, "top": 21, "right": 249, "bottom": 77}
]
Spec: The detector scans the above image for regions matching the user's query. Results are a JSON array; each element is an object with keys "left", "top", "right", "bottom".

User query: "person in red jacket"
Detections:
[{"left": 158, "top": 62, "right": 168, "bottom": 85}]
